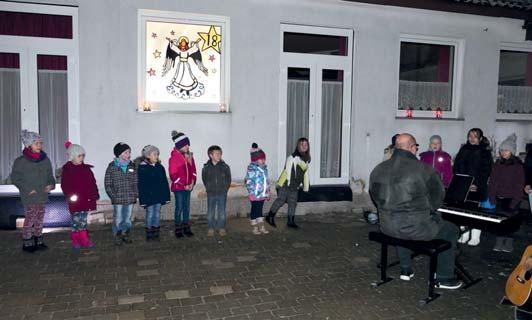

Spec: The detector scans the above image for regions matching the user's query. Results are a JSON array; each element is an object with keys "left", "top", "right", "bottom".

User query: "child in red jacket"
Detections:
[
  {"left": 169, "top": 131, "right": 197, "bottom": 238},
  {"left": 61, "top": 142, "right": 99, "bottom": 250}
]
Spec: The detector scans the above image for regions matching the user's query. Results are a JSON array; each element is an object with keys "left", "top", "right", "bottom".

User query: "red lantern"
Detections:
[
  {"left": 406, "top": 108, "right": 413, "bottom": 118},
  {"left": 434, "top": 108, "right": 442, "bottom": 119}
]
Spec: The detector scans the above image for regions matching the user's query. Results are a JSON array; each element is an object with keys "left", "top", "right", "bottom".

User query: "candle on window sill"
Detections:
[
  {"left": 219, "top": 103, "right": 227, "bottom": 113},
  {"left": 143, "top": 102, "right": 152, "bottom": 112}
]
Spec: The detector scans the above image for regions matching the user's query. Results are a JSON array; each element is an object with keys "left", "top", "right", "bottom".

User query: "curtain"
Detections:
[
  {"left": 398, "top": 80, "right": 451, "bottom": 111},
  {"left": 286, "top": 79, "right": 309, "bottom": 157},
  {"left": 321, "top": 81, "right": 342, "bottom": 178},
  {"left": 38, "top": 70, "right": 69, "bottom": 177},
  {"left": 0, "top": 68, "right": 21, "bottom": 184},
  {"left": 497, "top": 85, "right": 532, "bottom": 114}
]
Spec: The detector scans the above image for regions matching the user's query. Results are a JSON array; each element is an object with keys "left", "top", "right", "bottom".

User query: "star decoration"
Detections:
[
  {"left": 151, "top": 32, "right": 157, "bottom": 38},
  {"left": 170, "top": 30, "right": 175, "bottom": 36},
  {"left": 198, "top": 25, "right": 222, "bottom": 53},
  {"left": 208, "top": 55, "right": 216, "bottom": 62},
  {"left": 153, "top": 50, "right": 161, "bottom": 59},
  {"left": 147, "top": 68, "right": 156, "bottom": 76}
]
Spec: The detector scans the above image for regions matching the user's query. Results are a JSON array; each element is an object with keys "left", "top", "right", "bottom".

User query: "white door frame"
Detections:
[
  {"left": 0, "top": 2, "right": 80, "bottom": 142},
  {"left": 279, "top": 24, "right": 352, "bottom": 185}
]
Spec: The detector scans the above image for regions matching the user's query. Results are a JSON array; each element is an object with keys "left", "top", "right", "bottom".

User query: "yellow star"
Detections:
[
  {"left": 153, "top": 50, "right": 161, "bottom": 59},
  {"left": 198, "top": 26, "right": 222, "bottom": 54}
]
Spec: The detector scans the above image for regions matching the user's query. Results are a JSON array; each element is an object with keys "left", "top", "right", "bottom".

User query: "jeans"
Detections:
[
  {"left": 250, "top": 200, "right": 264, "bottom": 220},
  {"left": 112, "top": 204, "right": 133, "bottom": 234},
  {"left": 72, "top": 211, "right": 88, "bottom": 231},
  {"left": 145, "top": 203, "right": 161, "bottom": 228},
  {"left": 397, "top": 221, "right": 458, "bottom": 280},
  {"left": 174, "top": 191, "right": 191, "bottom": 225},
  {"left": 207, "top": 194, "right": 227, "bottom": 229},
  {"left": 529, "top": 193, "right": 532, "bottom": 215}
]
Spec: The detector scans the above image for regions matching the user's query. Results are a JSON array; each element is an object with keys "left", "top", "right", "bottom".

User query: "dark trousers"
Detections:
[
  {"left": 270, "top": 186, "right": 298, "bottom": 217},
  {"left": 250, "top": 200, "right": 264, "bottom": 220},
  {"left": 397, "top": 221, "right": 458, "bottom": 280}
]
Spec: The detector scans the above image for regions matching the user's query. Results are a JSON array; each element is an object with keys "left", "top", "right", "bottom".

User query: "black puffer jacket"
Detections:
[
  {"left": 453, "top": 143, "right": 493, "bottom": 200},
  {"left": 201, "top": 160, "right": 231, "bottom": 196},
  {"left": 369, "top": 149, "right": 446, "bottom": 241}
]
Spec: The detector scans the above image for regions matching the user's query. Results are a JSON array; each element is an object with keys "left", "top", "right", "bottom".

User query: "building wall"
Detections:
[{"left": 13, "top": 0, "right": 532, "bottom": 195}]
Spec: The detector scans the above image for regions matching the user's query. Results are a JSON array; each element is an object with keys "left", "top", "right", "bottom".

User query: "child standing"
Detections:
[
  {"left": 169, "top": 131, "right": 197, "bottom": 238},
  {"left": 11, "top": 130, "right": 55, "bottom": 252},
  {"left": 61, "top": 141, "right": 99, "bottom": 250},
  {"left": 245, "top": 143, "right": 270, "bottom": 235},
  {"left": 104, "top": 142, "right": 138, "bottom": 245},
  {"left": 138, "top": 145, "right": 171, "bottom": 241},
  {"left": 202, "top": 145, "right": 231, "bottom": 237},
  {"left": 266, "top": 137, "right": 310, "bottom": 229},
  {"left": 419, "top": 135, "right": 453, "bottom": 187}
]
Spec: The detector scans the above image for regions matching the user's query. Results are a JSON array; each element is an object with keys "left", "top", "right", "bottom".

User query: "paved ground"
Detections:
[{"left": 0, "top": 212, "right": 530, "bottom": 320}]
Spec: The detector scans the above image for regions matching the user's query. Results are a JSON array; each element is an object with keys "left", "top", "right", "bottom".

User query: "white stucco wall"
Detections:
[{"left": 11, "top": 0, "right": 532, "bottom": 195}]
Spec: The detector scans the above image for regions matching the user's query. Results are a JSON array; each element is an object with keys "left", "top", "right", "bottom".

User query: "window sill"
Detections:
[
  {"left": 496, "top": 114, "right": 532, "bottom": 122},
  {"left": 395, "top": 116, "right": 464, "bottom": 121},
  {"left": 136, "top": 109, "right": 232, "bottom": 115}
]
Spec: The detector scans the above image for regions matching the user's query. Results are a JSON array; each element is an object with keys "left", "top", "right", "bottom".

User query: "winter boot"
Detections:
[
  {"left": 493, "top": 237, "right": 504, "bottom": 252},
  {"left": 121, "top": 230, "right": 133, "bottom": 244},
  {"left": 34, "top": 235, "right": 48, "bottom": 250},
  {"left": 70, "top": 232, "right": 81, "bottom": 250},
  {"left": 287, "top": 215, "right": 299, "bottom": 229},
  {"left": 501, "top": 237, "right": 514, "bottom": 253},
  {"left": 257, "top": 217, "right": 269, "bottom": 234},
  {"left": 183, "top": 224, "right": 194, "bottom": 237},
  {"left": 22, "top": 237, "right": 36, "bottom": 253},
  {"left": 79, "top": 230, "right": 95, "bottom": 249},
  {"left": 457, "top": 228, "right": 470, "bottom": 244},
  {"left": 175, "top": 224, "right": 184, "bottom": 238},
  {"left": 265, "top": 211, "right": 277, "bottom": 228},
  {"left": 251, "top": 219, "right": 261, "bottom": 235},
  {"left": 145, "top": 227, "right": 153, "bottom": 241},
  {"left": 114, "top": 232, "right": 123, "bottom": 246},
  {"left": 153, "top": 227, "right": 160, "bottom": 241},
  {"left": 467, "top": 229, "right": 481, "bottom": 246}
]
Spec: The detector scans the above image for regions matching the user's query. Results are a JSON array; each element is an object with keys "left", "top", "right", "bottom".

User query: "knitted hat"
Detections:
[
  {"left": 171, "top": 130, "right": 190, "bottom": 150},
  {"left": 142, "top": 145, "right": 159, "bottom": 158},
  {"left": 21, "top": 130, "right": 42, "bottom": 148},
  {"left": 499, "top": 133, "right": 517, "bottom": 154},
  {"left": 250, "top": 143, "right": 266, "bottom": 162},
  {"left": 113, "top": 142, "right": 131, "bottom": 158},
  {"left": 65, "top": 141, "right": 85, "bottom": 161}
]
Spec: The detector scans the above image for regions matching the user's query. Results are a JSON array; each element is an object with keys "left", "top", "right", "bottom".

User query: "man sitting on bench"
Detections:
[{"left": 369, "top": 133, "right": 462, "bottom": 290}]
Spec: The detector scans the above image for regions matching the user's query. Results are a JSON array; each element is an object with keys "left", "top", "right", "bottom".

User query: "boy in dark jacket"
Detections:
[
  {"left": 138, "top": 145, "right": 171, "bottom": 241},
  {"left": 202, "top": 145, "right": 231, "bottom": 237},
  {"left": 105, "top": 142, "right": 138, "bottom": 245},
  {"left": 11, "top": 130, "right": 55, "bottom": 253},
  {"left": 61, "top": 141, "right": 99, "bottom": 250}
]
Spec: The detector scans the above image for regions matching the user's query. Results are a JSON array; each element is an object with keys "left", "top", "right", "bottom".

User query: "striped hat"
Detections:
[
  {"left": 250, "top": 143, "right": 266, "bottom": 162},
  {"left": 171, "top": 130, "right": 190, "bottom": 150}
]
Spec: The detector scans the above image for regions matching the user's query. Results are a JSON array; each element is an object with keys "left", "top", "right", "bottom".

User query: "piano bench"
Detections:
[{"left": 368, "top": 231, "right": 451, "bottom": 305}]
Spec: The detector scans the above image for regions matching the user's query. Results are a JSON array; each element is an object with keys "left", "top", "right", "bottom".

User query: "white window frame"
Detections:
[
  {"left": 396, "top": 34, "right": 464, "bottom": 119},
  {"left": 137, "top": 9, "right": 230, "bottom": 113},
  {"left": 279, "top": 24, "right": 352, "bottom": 186},
  {"left": 0, "top": 2, "right": 80, "bottom": 142},
  {"left": 496, "top": 42, "right": 532, "bottom": 121}
]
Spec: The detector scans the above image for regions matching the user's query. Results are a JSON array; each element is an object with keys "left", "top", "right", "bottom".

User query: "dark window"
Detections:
[
  {"left": 497, "top": 50, "right": 532, "bottom": 114},
  {"left": 283, "top": 32, "right": 347, "bottom": 56},
  {"left": 0, "top": 11, "right": 73, "bottom": 39}
]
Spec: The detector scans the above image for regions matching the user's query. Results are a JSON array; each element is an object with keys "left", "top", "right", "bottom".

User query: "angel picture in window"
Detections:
[{"left": 162, "top": 36, "right": 209, "bottom": 99}]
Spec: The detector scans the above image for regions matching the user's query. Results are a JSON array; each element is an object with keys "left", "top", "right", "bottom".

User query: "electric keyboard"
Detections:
[{"left": 437, "top": 206, "right": 508, "bottom": 223}]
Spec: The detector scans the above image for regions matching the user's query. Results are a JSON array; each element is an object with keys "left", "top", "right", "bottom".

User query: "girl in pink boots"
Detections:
[{"left": 61, "top": 141, "right": 99, "bottom": 250}]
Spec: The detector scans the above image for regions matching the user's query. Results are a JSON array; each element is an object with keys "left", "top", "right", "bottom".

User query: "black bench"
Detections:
[{"left": 368, "top": 231, "right": 451, "bottom": 305}]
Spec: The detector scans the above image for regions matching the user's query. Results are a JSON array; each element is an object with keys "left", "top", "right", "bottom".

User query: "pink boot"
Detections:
[
  {"left": 70, "top": 232, "right": 81, "bottom": 250},
  {"left": 78, "top": 230, "right": 95, "bottom": 249}
]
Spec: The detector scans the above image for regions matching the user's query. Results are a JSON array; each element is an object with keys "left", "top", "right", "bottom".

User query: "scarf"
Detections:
[
  {"left": 114, "top": 158, "right": 130, "bottom": 173},
  {"left": 22, "top": 147, "right": 46, "bottom": 162}
]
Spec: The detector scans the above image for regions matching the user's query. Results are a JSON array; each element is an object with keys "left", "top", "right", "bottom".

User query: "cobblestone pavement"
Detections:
[{"left": 0, "top": 212, "right": 530, "bottom": 320}]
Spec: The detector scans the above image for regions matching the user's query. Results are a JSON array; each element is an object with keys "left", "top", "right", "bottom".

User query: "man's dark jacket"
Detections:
[{"left": 369, "top": 149, "right": 445, "bottom": 241}]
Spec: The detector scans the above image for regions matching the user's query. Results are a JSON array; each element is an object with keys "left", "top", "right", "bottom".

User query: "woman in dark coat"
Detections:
[{"left": 454, "top": 128, "right": 493, "bottom": 246}]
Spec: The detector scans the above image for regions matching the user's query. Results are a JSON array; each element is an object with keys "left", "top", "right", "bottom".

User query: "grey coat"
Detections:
[
  {"left": 201, "top": 160, "right": 231, "bottom": 196},
  {"left": 369, "top": 149, "right": 445, "bottom": 241},
  {"left": 10, "top": 153, "right": 55, "bottom": 206},
  {"left": 104, "top": 161, "right": 138, "bottom": 205}
]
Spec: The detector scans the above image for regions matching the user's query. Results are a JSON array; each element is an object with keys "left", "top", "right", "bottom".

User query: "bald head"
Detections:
[{"left": 395, "top": 133, "right": 418, "bottom": 155}]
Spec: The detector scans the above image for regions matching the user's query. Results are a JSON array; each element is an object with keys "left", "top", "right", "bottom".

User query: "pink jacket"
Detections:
[
  {"left": 168, "top": 148, "right": 197, "bottom": 192},
  {"left": 419, "top": 150, "right": 453, "bottom": 187}
]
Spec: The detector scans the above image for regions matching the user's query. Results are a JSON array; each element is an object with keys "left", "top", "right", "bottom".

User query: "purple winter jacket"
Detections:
[{"left": 419, "top": 150, "right": 453, "bottom": 187}]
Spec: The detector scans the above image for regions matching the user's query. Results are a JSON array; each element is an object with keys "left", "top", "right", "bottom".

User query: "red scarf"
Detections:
[{"left": 23, "top": 147, "right": 42, "bottom": 161}]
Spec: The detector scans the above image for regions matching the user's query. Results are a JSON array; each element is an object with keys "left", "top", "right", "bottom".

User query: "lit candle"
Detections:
[
  {"left": 219, "top": 103, "right": 227, "bottom": 113},
  {"left": 143, "top": 102, "right": 152, "bottom": 112}
]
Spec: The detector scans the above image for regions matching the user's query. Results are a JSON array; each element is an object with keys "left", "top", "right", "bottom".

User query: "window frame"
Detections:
[
  {"left": 396, "top": 34, "right": 464, "bottom": 119},
  {"left": 496, "top": 42, "right": 532, "bottom": 121},
  {"left": 137, "top": 9, "right": 230, "bottom": 113}
]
